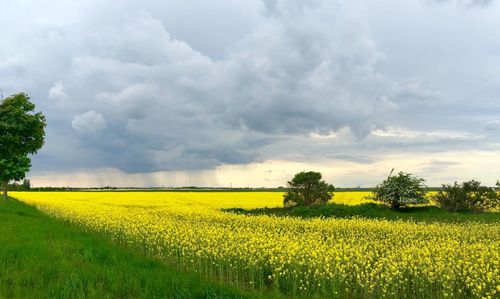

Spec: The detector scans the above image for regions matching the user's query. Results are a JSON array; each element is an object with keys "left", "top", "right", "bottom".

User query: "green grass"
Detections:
[
  {"left": 225, "top": 202, "right": 500, "bottom": 223},
  {"left": 0, "top": 198, "right": 260, "bottom": 299}
]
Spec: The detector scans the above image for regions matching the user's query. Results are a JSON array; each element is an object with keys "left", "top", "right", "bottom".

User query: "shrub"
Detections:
[
  {"left": 283, "top": 171, "right": 334, "bottom": 207},
  {"left": 370, "top": 170, "right": 427, "bottom": 209},
  {"left": 433, "top": 180, "right": 499, "bottom": 212}
]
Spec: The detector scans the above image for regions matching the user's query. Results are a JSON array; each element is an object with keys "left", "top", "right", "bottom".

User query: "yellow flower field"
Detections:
[{"left": 12, "top": 192, "right": 500, "bottom": 298}]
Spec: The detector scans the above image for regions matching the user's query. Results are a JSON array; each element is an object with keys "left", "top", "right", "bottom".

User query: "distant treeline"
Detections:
[
  {"left": 8, "top": 179, "right": 32, "bottom": 191},
  {"left": 9, "top": 184, "right": 445, "bottom": 192}
]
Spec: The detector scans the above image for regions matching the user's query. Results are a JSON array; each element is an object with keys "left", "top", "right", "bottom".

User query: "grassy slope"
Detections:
[
  {"left": 226, "top": 202, "right": 500, "bottom": 223},
  {"left": 0, "top": 198, "right": 258, "bottom": 299}
]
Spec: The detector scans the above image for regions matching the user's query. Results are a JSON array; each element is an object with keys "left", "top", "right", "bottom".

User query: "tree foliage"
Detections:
[
  {"left": 0, "top": 154, "right": 31, "bottom": 183},
  {"left": 433, "top": 180, "right": 499, "bottom": 212},
  {"left": 370, "top": 170, "right": 427, "bottom": 209},
  {"left": 283, "top": 171, "right": 334, "bottom": 207},
  {"left": 0, "top": 92, "right": 46, "bottom": 199}
]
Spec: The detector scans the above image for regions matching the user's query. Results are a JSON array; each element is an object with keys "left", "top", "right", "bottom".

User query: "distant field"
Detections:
[
  {"left": 12, "top": 191, "right": 500, "bottom": 298},
  {"left": 12, "top": 191, "right": 376, "bottom": 209}
]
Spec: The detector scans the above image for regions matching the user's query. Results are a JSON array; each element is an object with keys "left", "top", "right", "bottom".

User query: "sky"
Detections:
[{"left": 1, "top": 0, "right": 499, "bottom": 187}]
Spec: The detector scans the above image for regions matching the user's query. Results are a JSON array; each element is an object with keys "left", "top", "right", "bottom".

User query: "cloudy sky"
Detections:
[{"left": 1, "top": 0, "right": 500, "bottom": 187}]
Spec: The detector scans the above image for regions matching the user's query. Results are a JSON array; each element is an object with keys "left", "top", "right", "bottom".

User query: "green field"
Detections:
[
  {"left": 0, "top": 198, "right": 262, "bottom": 299},
  {"left": 226, "top": 202, "right": 500, "bottom": 223}
]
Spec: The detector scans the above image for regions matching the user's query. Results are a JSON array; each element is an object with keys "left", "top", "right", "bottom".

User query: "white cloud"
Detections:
[
  {"left": 371, "top": 127, "right": 482, "bottom": 140},
  {"left": 71, "top": 111, "right": 107, "bottom": 133},
  {"left": 48, "top": 80, "right": 68, "bottom": 100}
]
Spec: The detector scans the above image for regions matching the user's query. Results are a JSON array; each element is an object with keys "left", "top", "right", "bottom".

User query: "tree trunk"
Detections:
[{"left": 2, "top": 180, "right": 7, "bottom": 201}]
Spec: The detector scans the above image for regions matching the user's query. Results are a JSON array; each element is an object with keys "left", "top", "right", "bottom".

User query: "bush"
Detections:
[
  {"left": 283, "top": 171, "right": 334, "bottom": 207},
  {"left": 433, "top": 180, "right": 499, "bottom": 212},
  {"left": 370, "top": 170, "right": 427, "bottom": 209}
]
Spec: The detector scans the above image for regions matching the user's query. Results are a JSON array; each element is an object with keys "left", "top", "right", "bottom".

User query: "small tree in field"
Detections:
[
  {"left": 0, "top": 93, "right": 46, "bottom": 200},
  {"left": 370, "top": 169, "right": 427, "bottom": 209},
  {"left": 283, "top": 171, "right": 334, "bottom": 207},
  {"left": 433, "top": 180, "right": 499, "bottom": 212}
]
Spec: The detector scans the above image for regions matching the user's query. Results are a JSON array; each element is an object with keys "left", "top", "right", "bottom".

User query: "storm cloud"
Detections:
[{"left": 1, "top": 0, "right": 500, "bottom": 186}]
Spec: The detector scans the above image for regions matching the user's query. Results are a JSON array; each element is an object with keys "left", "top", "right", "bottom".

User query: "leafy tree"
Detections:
[
  {"left": 433, "top": 180, "right": 499, "bottom": 212},
  {"left": 0, "top": 154, "right": 31, "bottom": 196},
  {"left": 0, "top": 93, "right": 46, "bottom": 200},
  {"left": 22, "top": 179, "right": 31, "bottom": 190},
  {"left": 370, "top": 169, "right": 427, "bottom": 209},
  {"left": 283, "top": 171, "right": 334, "bottom": 207}
]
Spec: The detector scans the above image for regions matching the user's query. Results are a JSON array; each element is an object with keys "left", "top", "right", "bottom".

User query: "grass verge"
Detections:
[
  {"left": 225, "top": 202, "right": 500, "bottom": 223},
  {"left": 0, "top": 198, "right": 256, "bottom": 299}
]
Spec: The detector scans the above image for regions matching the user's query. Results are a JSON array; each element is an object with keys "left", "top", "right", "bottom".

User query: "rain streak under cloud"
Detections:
[{"left": 1, "top": 0, "right": 500, "bottom": 187}]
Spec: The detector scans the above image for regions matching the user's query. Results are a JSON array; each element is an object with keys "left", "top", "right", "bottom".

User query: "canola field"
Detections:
[{"left": 12, "top": 192, "right": 500, "bottom": 298}]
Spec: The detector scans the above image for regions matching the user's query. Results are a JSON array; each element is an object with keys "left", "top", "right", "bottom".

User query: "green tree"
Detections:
[
  {"left": 283, "top": 171, "right": 334, "bottom": 207},
  {"left": 433, "top": 180, "right": 499, "bottom": 212},
  {"left": 370, "top": 169, "right": 427, "bottom": 209},
  {"left": 0, "top": 154, "right": 31, "bottom": 196},
  {"left": 8, "top": 179, "right": 31, "bottom": 191},
  {"left": 0, "top": 93, "right": 46, "bottom": 200},
  {"left": 22, "top": 179, "right": 31, "bottom": 190}
]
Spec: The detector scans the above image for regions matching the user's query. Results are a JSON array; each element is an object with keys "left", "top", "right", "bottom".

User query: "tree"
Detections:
[
  {"left": 22, "top": 179, "right": 31, "bottom": 191},
  {"left": 283, "top": 171, "right": 334, "bottom": 207},
  {"left": 0, "top": 93, "right": 46, "bottom": 200},
  {"left": 433, "top": 180, "right": 499, "bottom": 212},
  {"left": 0, "top": 154, "right": 31, "bottom": 197},
  {"left": 8, "top": 179, "right": 30, "bottom": 191},
  {"left": 370, "top": 169, "right": 427, "bottom": 209}
]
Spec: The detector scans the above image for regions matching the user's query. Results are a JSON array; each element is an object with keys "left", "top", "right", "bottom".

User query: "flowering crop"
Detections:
[{"left": 12, "top": 192, "right": 500, "bottom": 298}]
